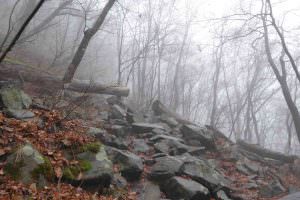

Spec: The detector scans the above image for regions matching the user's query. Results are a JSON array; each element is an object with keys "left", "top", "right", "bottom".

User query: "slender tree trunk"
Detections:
[
  {"left": 63, "top": 0, "right": 116, "bottom": 83},
  {"left": 262, "top": 8, "right": 300, "bottom": 143},
  {"left": 0, "top": 0, "right": 46, "bottom": 63}
]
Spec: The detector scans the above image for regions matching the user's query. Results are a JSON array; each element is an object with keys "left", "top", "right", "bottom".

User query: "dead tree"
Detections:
[{"left": 63, "top": 0, "right": 116, "bottom": 83}]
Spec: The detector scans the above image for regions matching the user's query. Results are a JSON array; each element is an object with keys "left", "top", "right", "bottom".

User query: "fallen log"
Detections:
[
  {"left": 0, "top": 62, "right": 129, "bottom": 96},
  {"left": 152, "top": 100, "right": 194, "bottom": 125},
  {"left": 237, "top": 140, "right": 297, "bottom": 163}
]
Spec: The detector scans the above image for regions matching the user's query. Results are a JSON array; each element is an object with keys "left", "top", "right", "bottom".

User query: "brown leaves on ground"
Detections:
[{"left": 0, "top": 109, "right": 134, "bottom": 200}]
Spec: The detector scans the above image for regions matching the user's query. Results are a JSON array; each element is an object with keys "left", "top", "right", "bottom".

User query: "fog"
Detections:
[{"left": 1, "top": 0, "right": 300, "bottom": 154}]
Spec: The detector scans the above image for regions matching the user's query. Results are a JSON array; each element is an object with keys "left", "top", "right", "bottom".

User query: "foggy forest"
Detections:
[{"left": 1, "top": 0, "right": 300, "bottom": 199}]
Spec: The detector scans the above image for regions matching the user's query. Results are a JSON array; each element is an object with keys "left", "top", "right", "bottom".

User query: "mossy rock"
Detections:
[
  {"left": 4, "top": 143, "right": 53, "bottom": 185},
  {"left": 0, "top": 86, "right": 32, "bottom": 110},
  {"left": 79, "top": 142, "right": 102, "bottom": 153},
  {"left": 62, "top": 160, "right": 92, "bottom": 180},
  {"left": 64, "top": 145, "right": 113, "bottom": 188}
]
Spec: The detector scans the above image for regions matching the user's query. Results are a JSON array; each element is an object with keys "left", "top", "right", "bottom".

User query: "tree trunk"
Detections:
[
  {"left": 262, "top": 9, "right": 300, "bottom": 144},
  {"left": 0, "top": 0, "right": 46, "bottom": 63},
  {"left": 63, "top": 0, "right": 116, "bottom": 83}
]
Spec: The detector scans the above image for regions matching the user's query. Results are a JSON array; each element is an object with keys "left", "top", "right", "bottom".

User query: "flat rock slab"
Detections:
[
  {"left": 181, "top": 124, "right": 215, "bottom": 150},
  {"left": 163, "top": 176, "right": 210, "bottom": 200},
  {"left": 112, "top": 149, "right": 143, "bottom": 181},
  {"left": 6, "top": 109, "right": 35, "bottom": 119},
  {"left": 180, "top": 159, "right": 230, "bottom": 191},
  {"left": 132, "top": 123, "right": 165, "bottom": 133},
  {"left": 149, "top": 156, "right": 183, "bottom": 183}
]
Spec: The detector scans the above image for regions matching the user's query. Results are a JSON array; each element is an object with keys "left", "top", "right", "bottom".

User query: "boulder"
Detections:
[
  {"left": 259, "top": 180, "right": 286, "bottom": 198},
  {"left": 89, "top": 128, "right": 129, "bottom": 150},
  {"left": 111, "top": 104, "right": 127, "bottom": 119},
  {"left": 5, "top": 109, "right": 35, "bottom": 119},
  {"left": 87, "top": 127, "right": 107, "bottom": 138},
  {"left": 142, "top": 181, "right": 161, "bottom": 200},
  {"left": 180, "top": 159, "right": 230, "bottom": 191},
  {"left": 0, "top": 86, "right": 32, "bottom": 110},
  {"left": 163, "top": 176, "right": 210, "bottom": 200},
  {"left": 148, "top": 156, "right": 183, "bottom": 183},
  {"left": 132, "top": 139, "right": 150, "bottom": 153},
  {"left": 154, "top": 139, "right": 191, "bottom": 156},
  {"left": 111, "top": 125, "right": 128, "bottom": 137},
  {"left": 113, "top": 150, "right": 143, "bottom": 181},
  {"left": 5, "top": 143, "right": 53, "bottom": 186},
  {"left": 181, "top": 124, "right": 215, "bottom": 150},
  {"left": 68, "top": 145, "right": 113, "bottom": 187},
  {"left": 132, "top": 123, "right": 165, "bottom": 133}
]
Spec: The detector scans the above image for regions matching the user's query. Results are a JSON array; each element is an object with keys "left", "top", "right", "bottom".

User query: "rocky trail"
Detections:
[{"left": 0, "top": 83, "right": 300, "bottom": 200}]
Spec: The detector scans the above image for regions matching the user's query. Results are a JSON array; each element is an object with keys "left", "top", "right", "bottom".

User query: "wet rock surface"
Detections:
[{"left": 1, "top": 89, "right": 300, "bottom": 200}]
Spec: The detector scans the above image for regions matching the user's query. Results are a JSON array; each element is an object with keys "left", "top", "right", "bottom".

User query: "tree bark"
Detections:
[
  {"left": 261, "top": 6, "right": 300, "bottom": 143},
  {"left": 0, "top": 0, "right": 46, "bottom": 63},
  {"left": 63, "top": 0, "right": 116, "bottom": 83}
]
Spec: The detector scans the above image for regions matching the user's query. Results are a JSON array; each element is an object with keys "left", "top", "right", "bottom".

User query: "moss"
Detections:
[
  {"left": 62, "top": 168, "right": 75, "bottom": 180},
  {"left": 62, "top": 160, "right": 92, "bottom": 180},
  {"left": 31, "top": 157, "right": 54, "bottom": 181},
  {"left": 79, "top": 160, "right": 92, "bottom": 171},
  {"left": 4, "top": 161, "right": 24, "bottom": 180},
  {"left": 62, "top": 165, "right": 80, "bottom": 180},
  {"left": 80, "top": 142, "right": 101, "bottom": 153}
]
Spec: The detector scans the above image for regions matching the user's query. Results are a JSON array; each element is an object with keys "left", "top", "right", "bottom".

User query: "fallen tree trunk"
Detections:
[
  {"left": 0, "top": 63, "right": 129, "bottom": 96},
  {"left": 237, "top": 140, "right": 297, "bottom": 163}
]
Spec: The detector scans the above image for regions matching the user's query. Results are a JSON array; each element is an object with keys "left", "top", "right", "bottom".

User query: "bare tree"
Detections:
[
  {"left": 0, "top": 0, "right": 46, "bottom": 63},
  {"left": 63, "top": 0, "right": 116, "bottom": 83}
]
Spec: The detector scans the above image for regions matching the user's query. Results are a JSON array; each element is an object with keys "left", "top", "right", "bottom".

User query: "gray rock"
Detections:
[
  {"left": 110, "top": 119, "right": 129, "bottom": 126},
  {"left": 159, "top": 115, "right": 179, "bottom": 127},
  {"left": 132, "top": 123, "right": 165, "bottom": 133},
  {"left": 281, "top": 192, "right": 300, "bottom": 200},
  {"left": 111, "top": 104, "right": 127, "bottom": 119},
  {"left": 112, "top": 174, "right": 127, "bottom": 189},
  {"left": 150, "top": 135, "right": 184, "bottom": 143},
  {"left": 5, "top": 109, "right": 35, "bottom": 119},
  {"left": 149, "top": 156, "right": 183, "bottom": 183},
  {"left": 180, "top": 159, "right": 230, "bottom": 191},
  {"left": 133, "top": 139, "right": 150, "bottom": 153},
  {"left": 259, "top": 180, "right": 286, "bottom": 198},
  {"left": 87, "top": 127, "right": 107, "bottom": 137},
  {"left": 91, "top": 128, "right": 129, "bottom": 150},
  {"left": 216, "top": 190, "right": 232, "bottom": 200},
  {"left": 75, "top": 145, "right": 113, "bottom": 187},
  {"left": 181, "top": 124, "right": 215, "bottom": 150},
  {"left": 113, "top": 150, "right": 143, "bottom": 181},
  {"left": 163, "top": 176, "right": 210, "bottom": 200},
  {"left": 154, "top": 139, "right": 191, "bottom": 156},
  {"left": 0, "top": 86, "right": 32, "bottom": 110},
  {"left": 5, "top": 143, "right": 48, "bottom": 185},
  {"left": 143, "top": 181, "right": 161, "bottom": 200},
  {"left": 111, "top": 125, "right": 127, "bottom": 137}
]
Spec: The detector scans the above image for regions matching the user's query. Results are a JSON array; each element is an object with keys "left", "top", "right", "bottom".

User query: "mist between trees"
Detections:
[{"left": 0, "top": 0, "right": 300, "bottom": 154}]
